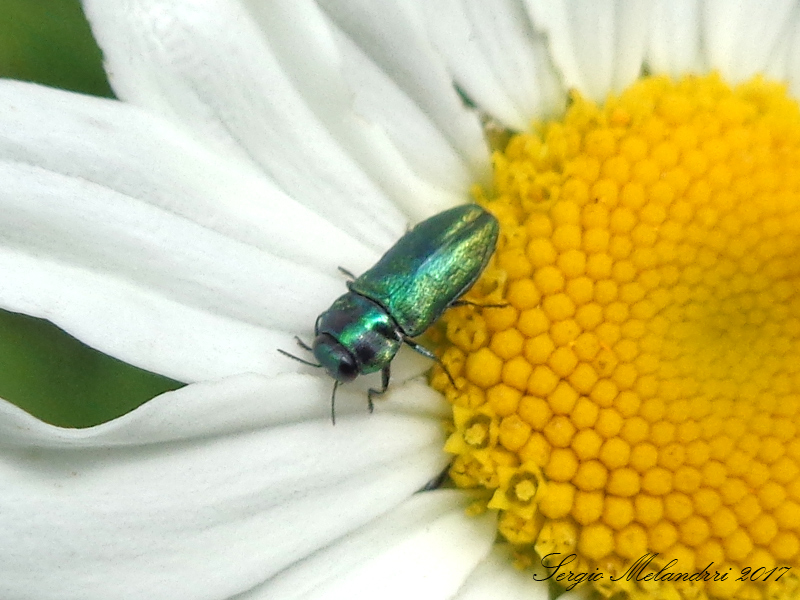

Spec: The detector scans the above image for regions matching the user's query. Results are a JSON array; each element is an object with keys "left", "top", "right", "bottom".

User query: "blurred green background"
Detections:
[
  {"left": 0, "top": 0, "right": 184, "bottom": 427},
  {"left": 1, "top": 0, "right": 112, "bottom": 97}
]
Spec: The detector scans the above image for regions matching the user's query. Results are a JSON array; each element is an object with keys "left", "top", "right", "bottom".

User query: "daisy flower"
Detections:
[{"left": 2, "top": 1, "right": 800, "bottom": 600}]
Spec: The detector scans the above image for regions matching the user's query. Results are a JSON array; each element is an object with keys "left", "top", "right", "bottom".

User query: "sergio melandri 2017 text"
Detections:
[{"left": 532, "top": 552, "right": 793, "bottom": 592}]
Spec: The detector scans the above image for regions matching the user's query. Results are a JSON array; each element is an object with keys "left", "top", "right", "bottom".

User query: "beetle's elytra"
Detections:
[{"left": 280, "top": 204, "right": 500, "bottom": 423}]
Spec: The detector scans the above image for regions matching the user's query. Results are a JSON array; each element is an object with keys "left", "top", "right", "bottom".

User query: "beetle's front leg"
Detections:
[{"left": 367, "top": 364, "right": 391, "bottom": 412}]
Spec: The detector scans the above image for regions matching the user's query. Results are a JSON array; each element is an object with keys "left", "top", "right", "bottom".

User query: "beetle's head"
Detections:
[{"left": 313, "top": 333, "right": 359, "bottom": 382}]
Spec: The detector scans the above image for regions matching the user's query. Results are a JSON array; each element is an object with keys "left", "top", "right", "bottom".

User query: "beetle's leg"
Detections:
[
  {"left": 404, "top": 339, "right": 456, "bottom": 387},
  {"left": 418, "top": 463, "right": 451, "bottom": 492},
  {"left": 337, "top": 266, "right": 358, "bottom": 281},
  {"left": 367, "top": 365, "right": 391, "bottom": 413},
  {"left": 278, "top": 338, "right": 321, "bottom": 367},
  {"left": 450, "top": 299, "right": 508, "bottom": 309},
  {"left": 330, "top": 380, "right": 340, "bottom": 425}
]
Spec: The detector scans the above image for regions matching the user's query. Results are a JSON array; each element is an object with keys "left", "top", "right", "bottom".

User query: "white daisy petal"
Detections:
[
  {"left": 371, "top": 375, "right": 450, "bottom": 420},
  {"left": 243, "top": 490, "right": 496, "bottom": 600},
  {"left": 0, "top": 372, "right": 437, "bottom": 446},
  {"left": 244, "top": 0, "right": 477, "bottom": 220},
  {"left": 421, "top": 0, "right": 564, "bottom": 131},
  {"left": 647, "top": 0, "right": 704, "bottom": 78},
  {"left": 610, "top": 1, "right": 654, "bottom": 92},
  {"left": 453, "top": 544, "right": 549, "bottom": 600},
  {"left": 0, "top": 80, "right": 376, "bottom": 273},
  {"left": 0, "top": 375, "right": 449, "bottom": 600},
  {"left": 702, "top": 0, "right": 798, "bottom": 83},
  {"left": 316, "top": 0, "right": 491, "bottom": 180},
  {"left": 784, "top": 14, "right": 800, "bottom": 96},
  {"left": 0, "top": 158, "right": 348, "bottom": 381},
  {"left": 82, "top": 0, "right": 406, "bottom": 249},
  {"left": 525, "top": 0, "right": 651, "bottom": 101}
]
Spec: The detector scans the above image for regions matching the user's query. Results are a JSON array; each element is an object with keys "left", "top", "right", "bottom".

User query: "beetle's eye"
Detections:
[
  {"left": 313, "top": 334, "right": 359, "bottom": 383},
  {"left": 336, "top": 355, "right": 358, "bottom": 381}
]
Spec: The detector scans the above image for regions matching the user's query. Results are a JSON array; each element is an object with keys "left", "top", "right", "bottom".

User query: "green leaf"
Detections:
[{"left": 0, "top": 1, "right": 186, "bottom": 427}]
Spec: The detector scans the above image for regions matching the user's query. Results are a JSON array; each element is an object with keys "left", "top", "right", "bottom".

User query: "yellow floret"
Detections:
[
  {"left": 572, "top": 428, "right": 603, "bottom": 458},
  {"left": 507, "top": 279, "right": 541, "bottom": 310},
  {"left": 432, "top": 74, "right": 800, "bottom": 600},
  {"left": 486, "top": 384, "right": 522, "bottom": 416},
  {"left": 607, "top": 467, "right": 640, "bottom": 496},
  {"left": 664, "top": 492, "right": 694, "bottom": 522},
  {"left": 573, "top": 459, "right": 607, "bottom": 491},
  {"left": 534, "top": 265, "right": 565, "bottom": 294},
  {"left": 501, "top": 356, "right": 533, "bottom": 391},
  {"left": 693, "top": 487, "right": 722, "bottom": 516},
  {"left": 599, "top": 437, "right": 631, "bottom": 469},
  {"left": 570, "top": 396, "right": 600, "bottom": 429},
  {"left": 679, "top": 514, "right": 710, "bottom": 546},
  {"left": 649, "top": 520, "right": 678, "bottom": 552},
  {"left": 629, "top": 442, "right": 658, "bottom": 472},
  {"left": 635, "top": 494, "right": 664, "bottom": 526},
  {"left": 465, "top": 347, "right": 503, "bottom": 387},
  {"left": 545, "top": 448, "right": 579, "bottom": 481},
  {"left": 616, "top": 524, "right": 648, "bottom": 558},
  {"left": 603, "top": 495, "right": 634, "bottom": 529},
  {"left": 490, "top": 328, "right": 524, "bottom": 360},
  {"left": 539, "top": 481, "right": 575, "bottom": 519},
  {"left": 498, "top": 414, "right": 531, "bottom": 452},
  {"left": 579, "top": 523, "right": 615, "bottom": 560},
  {"left": 573, "top": 490, "right": 604, "bottom": 525},
  {"left": 543, "top": 415, "right": 576, "bottom": 448},
  {"left": 620, "top": 417, "right": 649, "bottom": 445}
]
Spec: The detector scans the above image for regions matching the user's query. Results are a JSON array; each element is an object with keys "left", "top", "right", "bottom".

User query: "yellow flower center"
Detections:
[{"left": 431, "top": 74, "right": 800, "bottom": 600}]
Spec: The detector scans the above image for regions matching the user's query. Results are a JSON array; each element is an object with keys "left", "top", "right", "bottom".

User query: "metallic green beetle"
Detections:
[{"left": 281, "top": 204, "right": 499, "bottom": 423}]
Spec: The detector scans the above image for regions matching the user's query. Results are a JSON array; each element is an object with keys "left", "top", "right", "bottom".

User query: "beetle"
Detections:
[{"left": 280, "top": 204, "right": 499, "bottom": 423}]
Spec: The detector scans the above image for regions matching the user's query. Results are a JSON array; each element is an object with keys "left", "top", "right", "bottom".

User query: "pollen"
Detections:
[{"left": 433, "top": 74, "right": 800, "bottom": 600}]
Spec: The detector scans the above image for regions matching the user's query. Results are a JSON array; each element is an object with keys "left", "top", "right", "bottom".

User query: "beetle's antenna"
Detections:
[
  {"left": 337, "top": 266, "right": 358, "bottom": 281},
  {"left": 330, "top": 380, "right": 340, "bottom": 425},
  {"left": 294, "top": 336, "right": 314, "bottom": 352}
]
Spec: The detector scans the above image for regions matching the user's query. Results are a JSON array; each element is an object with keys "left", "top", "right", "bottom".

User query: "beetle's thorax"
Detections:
[{"left": 314, "top": 292, "right": 403, "bottom": 378}]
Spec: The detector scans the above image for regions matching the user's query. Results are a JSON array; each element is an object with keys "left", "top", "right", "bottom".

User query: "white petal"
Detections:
[
  {"left": 244, "top": 0, "right": 479, "bottom": 220},
  {"left": 453, "top": 544, "right": 549, "bottom": 600},
  {"left": 0, "top": 375, "right": 450, "bottom": 600},
  {"left": 0, "top": 373, "right": 444, "bottom": 445},
  {"left": 421, "top": 0, "right": 565, "bottom": 131},
  {"left": 82, "top": 0, "right": 408, "bottom": 248},
  {"left": 785, "top": 14, "right": 800, "bottom": 97},
  {"left": 0, "top": 80, "right": 376, "bottom": 273},
  {"left": 647, "top": 0, "right": 705, "bottom": 78},
  {"left": 0, "top": 83, "right": 466, "bottom": 384},
  {"left": 525, "top": 0, "right": 651, "bottom": 101},
  {"left": 372, "top": 374, "right": 451, "bottom": 420},
  {"left": 702, "top": 0, "right": 798, "bottom": 83},
  {"left": 83, "top": 0, "right": 487, "bottom": 235},
  {"left": 244, "top": 490, "right": 496, "bottom": 600},
  {"left": 0, "top": 158, "right": 349, "bottom": 382},
  {"left": 316, "top": 0, "right": 491, "bottom": 179}
]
